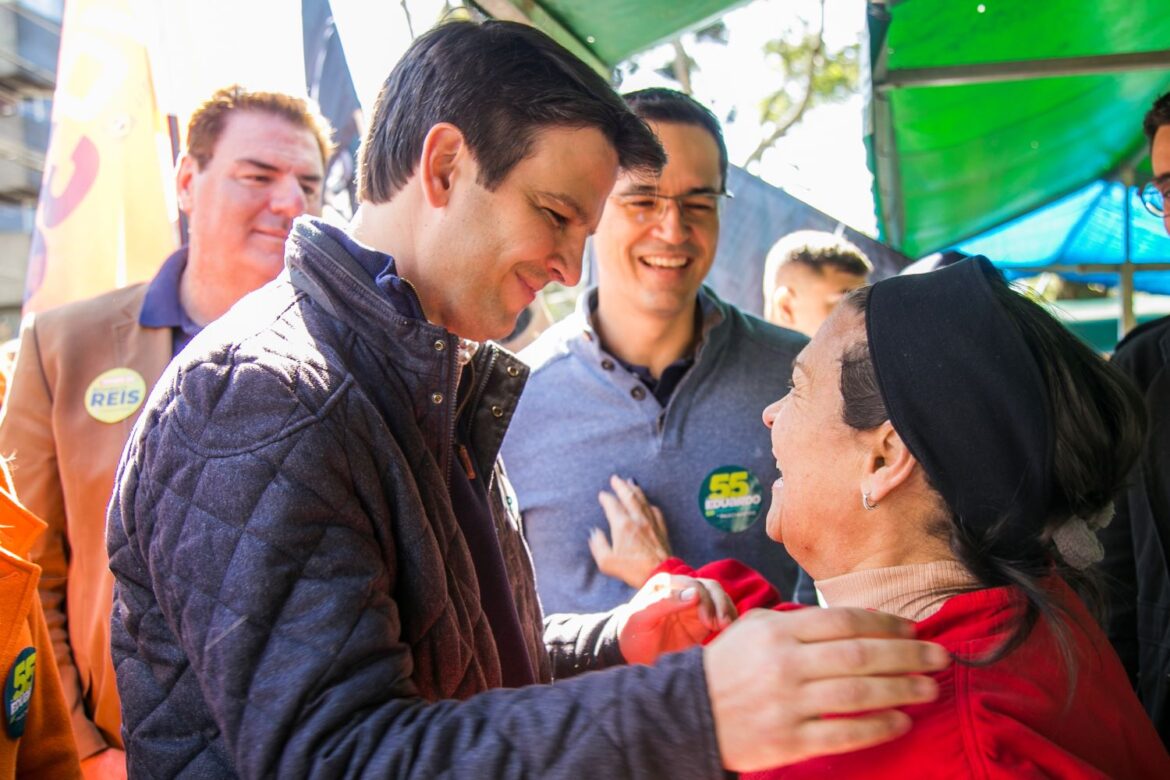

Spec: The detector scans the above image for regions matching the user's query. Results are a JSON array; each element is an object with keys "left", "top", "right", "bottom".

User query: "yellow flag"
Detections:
[{"left": 24, "top": 0, "right": 177, "bottom": 315}]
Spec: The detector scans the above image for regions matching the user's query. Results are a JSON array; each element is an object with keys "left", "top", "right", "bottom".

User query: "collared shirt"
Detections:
[
  {"left": 607, "top": 302, "right": 702, "bottom": 407},
  {"left": 139, "top": 247, "right": 203, "bottom": 357},
  {"left": 316, "top": 223, "right": 425, "bottom": 320},
  {"left": 614, "top": 354, "right": 696, "bottom": 407}
]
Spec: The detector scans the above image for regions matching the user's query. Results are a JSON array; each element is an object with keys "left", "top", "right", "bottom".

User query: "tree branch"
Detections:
[
  {"left": 671, "top": 39, "right": 693, "bottom": 95},
  {"left": 744, "top": 0, "right": 826, "bottom": 169},
  {"left": 401, "top": 0, "right": 415, "bottom": 39}
]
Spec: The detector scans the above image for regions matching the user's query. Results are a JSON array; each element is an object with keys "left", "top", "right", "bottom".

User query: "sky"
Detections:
[
  {"left": 331, "top": 0, "right": 879, "bottom": 235},
  {"left": 613, "top": 0, "right": 876, "bottom": 234}
]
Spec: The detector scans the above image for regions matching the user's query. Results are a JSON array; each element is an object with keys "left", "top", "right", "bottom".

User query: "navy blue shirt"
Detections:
[
  {"left": 317, "top": 223, "right": 426, "bottom": 320},
  {"left": 616, "top": 354, "right": 695, "bottom": 406},
  {"left": 138, "top": 247, "right": 203, "bottom": 357},
  {"left": 316, "top": 222, "right": 536, "bottom": 687},
  {"left": 612, "top": 304, "right": 702, "bottom": 406}
]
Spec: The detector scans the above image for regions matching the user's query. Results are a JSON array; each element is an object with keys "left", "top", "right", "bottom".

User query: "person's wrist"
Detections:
[{"left": 633, "top": 555, "right": 665, "bottom": 587}]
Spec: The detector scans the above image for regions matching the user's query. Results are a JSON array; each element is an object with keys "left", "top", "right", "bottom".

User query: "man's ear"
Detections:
[
  {"left": 862, "top": 420, "right": 918, "bottom": 504},
  {"left": 772, "top": 285, "right": 797, "bottom": 327},
  {"left": 418, "top": 123, "right": 468, "bottom": 209},
  {"left": 176, "top": 154, "right": 198, "bottom": 215}
]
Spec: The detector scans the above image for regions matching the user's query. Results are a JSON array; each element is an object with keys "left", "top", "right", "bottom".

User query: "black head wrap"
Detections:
[{"left": 865, "top": 257, "right": 1053, "bottom": 544}]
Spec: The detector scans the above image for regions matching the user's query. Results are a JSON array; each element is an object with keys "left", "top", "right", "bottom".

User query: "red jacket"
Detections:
[{"left": 656, "top": 558, "right": 1170, "bottom": 778}]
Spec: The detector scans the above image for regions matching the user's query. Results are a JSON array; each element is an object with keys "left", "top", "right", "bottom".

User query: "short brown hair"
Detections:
[
  {"left": 186, "top": 85, "right": 335, "bottom": 169},
  {"left": 765, "top": 229, "right": 872, "bottom": 286},
  {"left": 624, "top": 88, "right": 729, "bottom": 192},
  {"left": 357, "top": 20, "right": 663, "bottom": 203}
]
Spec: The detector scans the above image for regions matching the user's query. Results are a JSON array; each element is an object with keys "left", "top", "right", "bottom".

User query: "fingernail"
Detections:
[
  {"left": 915, "top": 677, "right": 939, "bottom": 699},
  {"left": 678, "top": 587, "right": 696, "bottom": 601},
  {"left": 925, "top": 644, "right": 950, "bottom": 667}
]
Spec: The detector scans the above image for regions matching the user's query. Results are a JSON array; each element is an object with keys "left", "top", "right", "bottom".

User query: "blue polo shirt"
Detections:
[
  {"left": 615, "top": 354, "right": 695, "bottom": 406},
  {"left": 611, "top": 303, "right": 701, "bottom": 406},
  {"left": 138, "top": 247, "right": 203, "bottom": 357}
]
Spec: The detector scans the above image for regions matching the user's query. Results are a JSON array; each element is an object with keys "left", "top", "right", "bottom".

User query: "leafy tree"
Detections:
[
  {"left": 624, "top": 0, "right": 859, "bottom": 171},
  {"left": 746, "top": 0, "right": 858, "bottom": 168}
]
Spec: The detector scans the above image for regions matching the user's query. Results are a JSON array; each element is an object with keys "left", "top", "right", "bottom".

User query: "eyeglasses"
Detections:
[
  {"left": 612, "top": 190, "right": 733, "bottom": 227},
  {"left": 1142, "top": 182, "right": 1166, "bottom": 218}
]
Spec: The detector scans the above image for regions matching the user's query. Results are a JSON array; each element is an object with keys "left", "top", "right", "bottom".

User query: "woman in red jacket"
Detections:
[{"left": 595, "top": 257, "right": 1170, "bottom": 778}]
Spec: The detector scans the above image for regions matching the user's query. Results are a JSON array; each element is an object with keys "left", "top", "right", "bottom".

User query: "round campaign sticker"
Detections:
[
  {"left": 698, "top": 465, "right": 764, "bottom": 533},
  {"left": 84, "top": 367, "right": 146, "bottom": 424},
  {"left": 3, "top": 647, "right": 35, "bottom": 739}
]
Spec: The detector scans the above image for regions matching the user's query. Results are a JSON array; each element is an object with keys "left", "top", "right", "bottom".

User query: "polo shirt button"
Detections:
[
  {"left": 630, "top": 385, "right": 646, "bottom": 401},
  {"left": 431, "top": 392, "right": 444, "bottom": 404},
  {"left": 506, "top": 364, "right": 520, "bottom": 377},
  {"left": 491, "top": 405, "right": 504, "bottom": 418},
  {"left": 601, "top": 359, "right": 615, "bottom": 371}
]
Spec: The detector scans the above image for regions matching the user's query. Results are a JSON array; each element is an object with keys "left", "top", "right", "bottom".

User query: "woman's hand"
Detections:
[
  {"left": 617, "top": 571, "right": 737, "bottom": 665},
  {"left": 590, "top": 475, "right": 672, "bottom": 587}
]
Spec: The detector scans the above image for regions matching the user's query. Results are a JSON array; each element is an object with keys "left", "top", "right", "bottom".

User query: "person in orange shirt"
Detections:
[{"left": 0, "top": 463, "right": 81, "bottom": 778}]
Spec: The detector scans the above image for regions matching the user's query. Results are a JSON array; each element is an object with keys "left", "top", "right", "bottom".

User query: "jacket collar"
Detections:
[{"left": 285, "top": 217, "right": 528, "bottom": 479}]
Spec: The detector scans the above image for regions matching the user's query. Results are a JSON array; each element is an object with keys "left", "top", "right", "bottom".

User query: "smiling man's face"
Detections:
[
  {"left": 592, "top": 120, "right": 722, "bottom": 321},
  {"left": 178, "top": 110, "right": 325, "bottom": 289}
]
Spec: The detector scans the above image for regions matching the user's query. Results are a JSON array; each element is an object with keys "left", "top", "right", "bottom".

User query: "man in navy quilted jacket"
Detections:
[{"left": 106, "top": 19, "right": 948, "bottom": 779}]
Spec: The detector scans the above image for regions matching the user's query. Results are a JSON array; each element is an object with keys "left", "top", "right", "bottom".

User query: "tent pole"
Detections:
[
  {"left": 1120, "top": 169, "right": 1136, "bottom": 342},
  {"left": 1120, "top": 264, "right": 1135, "bottom": 340}
]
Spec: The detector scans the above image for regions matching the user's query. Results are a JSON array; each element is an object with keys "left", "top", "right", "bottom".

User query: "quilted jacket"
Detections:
[{"left": 106, "top": 218, "right": 725, "bottom": 779}]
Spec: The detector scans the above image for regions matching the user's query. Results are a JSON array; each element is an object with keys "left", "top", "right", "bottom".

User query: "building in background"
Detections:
[{"left": 0, "top": 0, "right": 59, "bottom": 338}]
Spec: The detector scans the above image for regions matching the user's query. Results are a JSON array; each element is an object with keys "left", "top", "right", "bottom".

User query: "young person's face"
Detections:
[
  {"left": 592, "top": 121, "right": 723, "bottom": 321},
  {"left": 774, "top": 263, "right": 868, "bottom": 338}
]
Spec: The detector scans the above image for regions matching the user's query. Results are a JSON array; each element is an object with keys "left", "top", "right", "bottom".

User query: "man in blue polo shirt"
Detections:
[
  {"left": 502, "top": 89, "right": 808, "bottom": 614},
  {"left": 0, "top": 84, "right": 331, "bottom": 777}
]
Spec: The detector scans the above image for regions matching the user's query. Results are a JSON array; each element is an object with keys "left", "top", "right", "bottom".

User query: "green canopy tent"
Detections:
[
  {"left": 469, "top": 0, "right": 914, "bottom": 320},
  {"left": 866, "top": 0, "right": 1170, "bottom": 336},
  {"left": 470, "top": 0, "right": 750, "bottom": 73}
]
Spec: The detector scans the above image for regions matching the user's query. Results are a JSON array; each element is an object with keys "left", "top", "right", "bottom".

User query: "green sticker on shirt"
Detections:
[
  {"left": 698, "top": 465, "right": 763, "bottom": 533},
  {"left": 4, "top": 647, "right": 35, "bottom": 739}
]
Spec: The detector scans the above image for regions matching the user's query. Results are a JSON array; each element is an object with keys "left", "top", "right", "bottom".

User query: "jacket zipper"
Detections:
[
  {"left": 443, "top": 337, "right": 461, "bottom": 490},
  {"left": 465, "top": 347, "right": 498, "bottom": 486}
]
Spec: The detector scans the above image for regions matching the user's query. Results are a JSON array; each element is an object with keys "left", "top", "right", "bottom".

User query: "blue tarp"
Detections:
[{"left": 954, "top": 180, "right": 1170, "bottom": 295}]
